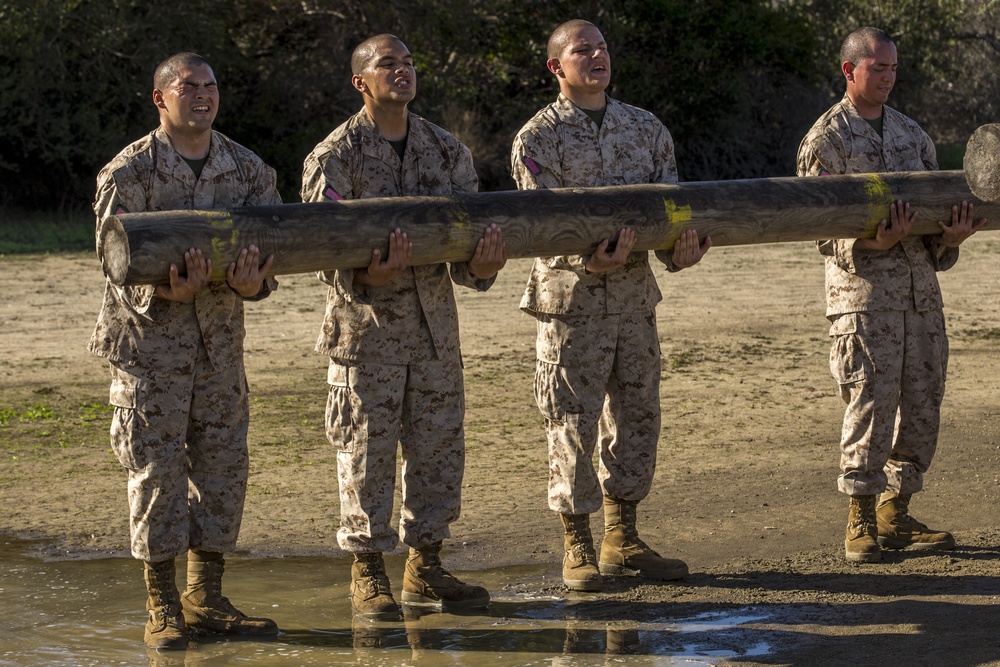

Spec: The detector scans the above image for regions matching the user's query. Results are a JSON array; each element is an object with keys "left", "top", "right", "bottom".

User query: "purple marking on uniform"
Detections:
[
  {"left": 523, "top": 156, "right": 542, "bottom": 175},
  {"left": 819, "top": 170, "right": 831, "bottom": 176},
  {"left": 324, "top": 186, "right": 344, "bottom": 200}
]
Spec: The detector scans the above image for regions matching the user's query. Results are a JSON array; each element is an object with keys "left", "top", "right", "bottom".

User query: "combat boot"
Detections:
[
  {"left": 845, "top": 494, "right": 882, "bottom": 563},
  {"left": 876, "top": 492, "right": 955, "bottom": 550},
  {"left": 180, "top": 550, "right": 278, "bottom": 635},
  {"left": 559, "top": 513, "right": 602, "bottom": 591},
  {"left": 350, "top": 552, "right": 401, "bottom": 620},
  {"left": 401, "top": 542, "right": 490, "bottom": 608},
  {"left": 143, "top": 559, "right": 188, "bottom": 650},
  {"left": 599, "top": 498, "right": 688, "bottom": 580}
]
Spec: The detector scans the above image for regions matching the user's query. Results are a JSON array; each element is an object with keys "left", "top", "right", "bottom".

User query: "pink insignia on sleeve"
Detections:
[
  {"left": 523, "top": 156, "right": 542, "bottom": 175},
  {"left": 323, "top": 185, "right": 344, "bottom": 200},
  {"left": 115, "top": 205, "right": 127, "bottom": 215},
  {"left": 819, "top": 170, "right": 831, "bottom": 176}
]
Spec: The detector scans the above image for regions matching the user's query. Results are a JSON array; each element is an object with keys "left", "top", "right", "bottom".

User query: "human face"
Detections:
[
  {"left": 845, "top": 39, "right": 897, "bottom": 118},
  {"left": 549, "top": 25, "right": 611, "bottom": 97},
  {"left": 153, "top": 63, "right": 219, "bottom": 136},
  {"left": 354, "top": 39, "right": 416, "bottom": 106}
]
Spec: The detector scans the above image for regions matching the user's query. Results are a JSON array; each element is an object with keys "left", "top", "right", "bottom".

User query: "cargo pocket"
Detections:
[
  {"left": 534, "top": 360, "right": 581, "bottom": 425},
  {"left": 326, "top": 361, "right": 355, "bottom": 453},
  {"left": 108, "top": 365, "right": 149, "bottom": 471},
  {"left": 829, "top": 314, "right": 870, "bottom": 400}
]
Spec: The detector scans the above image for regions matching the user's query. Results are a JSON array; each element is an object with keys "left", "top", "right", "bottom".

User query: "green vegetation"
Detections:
[
  {"left": 0, "top": 209, "right": 93, "bottom": 254},
  {"left": 2, "top": 0, "right": 996, "bottom": 218}
]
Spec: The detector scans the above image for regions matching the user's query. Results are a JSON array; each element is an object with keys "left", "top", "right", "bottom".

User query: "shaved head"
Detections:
[
  {"left": 351, "top": 34, "right": 406, "bottom": 75},
  {"left": 547, "top": 19, "right": 597, "bottom": 59},
  {"left": 153, "top": 52, "right": 211, "bottom": 90},
  {"left": 840, "top": 27, "right": 893, "bottom": 66}
]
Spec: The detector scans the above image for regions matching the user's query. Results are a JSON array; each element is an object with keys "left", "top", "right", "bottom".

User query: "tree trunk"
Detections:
[{"left": 98, "top": 169, "right": 999, "bottom": 286}]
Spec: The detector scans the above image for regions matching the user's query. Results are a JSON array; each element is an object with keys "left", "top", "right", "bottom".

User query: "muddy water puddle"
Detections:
[{"left": 0, "top": 539, "right": 772, "bottom": 666}]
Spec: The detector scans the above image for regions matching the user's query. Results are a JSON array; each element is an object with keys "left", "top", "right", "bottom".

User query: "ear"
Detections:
[
  {"left": 152, "top": 89, "right": 166, "bottom": 109},
  {"left": 842, "top": 61, "right": 854, "bottom": 81},
  {"left": 546, "top": 57, "right": 563, "bottom": 77},
  {"left": 351, "top": 74, "right": 367, "bottom": 94}
]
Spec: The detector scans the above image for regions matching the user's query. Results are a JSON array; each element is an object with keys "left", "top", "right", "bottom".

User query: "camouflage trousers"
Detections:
[
  {"left": 108, "top": 350, "right": 249, "bottom": 562},
  {"left": 534, "top": 311, "right": 661, "bottom": 515},
  {"left": 829, "top": 308, "right": 948, "bottom": 496},
  {"left": 326, "top": 355, "right": 465, "bottom": 553}
]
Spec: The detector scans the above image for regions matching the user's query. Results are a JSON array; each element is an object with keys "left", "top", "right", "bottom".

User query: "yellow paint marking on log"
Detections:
[
  {"left": 663, "top": 199, "right": 692, "bottom": 225},
  {"left": 658, "top": 199, "right": 693, "bottom": 249},
  {"left": 864, "top": 175, "right": 895, "bottom": 234},
  {"left": 197, "top": 212, "right": 239, "bottom": 271},
  {"left": 446, "top": 205, "right": 473, "bottom": 255}
]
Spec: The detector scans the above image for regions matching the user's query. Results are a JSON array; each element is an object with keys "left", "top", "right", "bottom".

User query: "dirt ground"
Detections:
[{"left": 3, "top": 238, "right": 1000, "bottom": 665}]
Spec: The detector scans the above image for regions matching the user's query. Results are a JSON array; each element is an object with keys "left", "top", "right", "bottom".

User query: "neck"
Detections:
[
  {"left": 163, "top": 126, "right": 212, "bottom": 160},
  {"left": 561, "top": 87, "right": 606, "bottom": 112},
  {"left": 364, "top": 100, "right": 409, "bottom": 141},
  {"left": 847, "top": 90, "right": 884, "bottom": 121}
]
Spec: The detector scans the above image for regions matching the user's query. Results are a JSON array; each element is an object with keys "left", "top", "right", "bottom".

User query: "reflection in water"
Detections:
[{"left": 0, "top": 538, "right": 771, "bottom": 666}]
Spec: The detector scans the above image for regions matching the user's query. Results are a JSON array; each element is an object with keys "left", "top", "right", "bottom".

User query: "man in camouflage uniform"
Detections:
[
  {"left": 90, "top": 53, "right": 280, "bottom": 649},
  {"left": 511, "top": 20, "right": 711, "bottom": 592},
  {"left": 301, "top": 34, "right": 506, "bottom": 618},
  {"left": 797, "top": 28, "right": 985, "bottom": 563}
]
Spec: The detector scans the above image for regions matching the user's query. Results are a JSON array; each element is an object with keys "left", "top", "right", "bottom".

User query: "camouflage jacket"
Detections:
[
  {"left": 88, "top": 127, "right": 281, "bottom": 373},
  {"left": 511, "top": 93, "right": 678, "bottom": 317},
  {"left": 797, "top": 95, "right": 957, "bottom": 317},
  {"left": 301, "top": 108, "right": 492, "bottom": 363}
]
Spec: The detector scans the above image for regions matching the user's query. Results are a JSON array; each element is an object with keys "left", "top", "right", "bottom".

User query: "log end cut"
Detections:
[
  {"left": 97, "top": 215, "right": 130, "bottom": 286},
  {"left": 964, "top": 124, "right": 1000, "bottom": 203}
]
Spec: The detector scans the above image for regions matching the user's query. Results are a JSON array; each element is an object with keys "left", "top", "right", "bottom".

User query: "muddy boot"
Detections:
[
  {"left": 876, "top": 492, "right": 955, "bottom": 550},
  {"left": 351, "top": 552, "right": 401, "bottom": 620},
  {"left": 180, "top": 550, "right": 278, "bottom": 635},
  {"left": 845, "top": 494, "right": 882, "bottom": 563},
  {"left": 599, "top": 498, "right": 688, "bottom": 580},
  {"left": 401, "top": 542, "right": 490, "bottom": 608},
  {"left": 559, "top": 513, "right": 602, "bottom": 591},
  {"left": 143, "top": 559, "right": 188, "bottom": 650}
]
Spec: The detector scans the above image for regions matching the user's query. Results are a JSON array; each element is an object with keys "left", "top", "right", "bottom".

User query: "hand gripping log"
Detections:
[{"left": 98, "top": 125, "right": 1000, "bottom": 286}]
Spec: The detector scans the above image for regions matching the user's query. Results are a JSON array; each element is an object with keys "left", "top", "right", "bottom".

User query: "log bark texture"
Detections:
[{"left": 98, "top": 169, "right": 1000, "bottom": 286}]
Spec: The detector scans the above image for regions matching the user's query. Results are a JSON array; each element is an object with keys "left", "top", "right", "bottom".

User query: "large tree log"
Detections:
[
  {"left": 99, "top": 169, "right": 1000, "bottom": 287},
  {"left": 965, "top": 124, "right": 1000, "bottom": 203}
]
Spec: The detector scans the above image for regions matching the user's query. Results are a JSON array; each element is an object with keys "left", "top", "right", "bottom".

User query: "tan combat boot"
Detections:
[
  {"left": 143, "top": 559, "right": 188, "bottom": 650},
  {"left": 559, "top": 513, "right": 602, "bottom": 591},
  {"left": 401, "top": 542, "right": 490, "bottom": 608},
  {"left": 350, "top": 552, "right": 401, "bottom": 620},
  {"left": 845, "top": 494, "right": 882, "bottom": 563},
  {"left": 599, "top": 498, "right": 688, "bottom": 580},
  {"left": 876, "top": 492, "right": 955, "bottom": 550},
  {"left": 180, "top": 550, "right": 278, "bottom": 635}
]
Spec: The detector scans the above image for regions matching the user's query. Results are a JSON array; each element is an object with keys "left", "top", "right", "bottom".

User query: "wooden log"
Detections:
[
  {"left": 99, "top": 169, "right": 1000, "bottom": 286},
  {"left": 965, "top": 124, "right": 1000, "bottom": 203}
]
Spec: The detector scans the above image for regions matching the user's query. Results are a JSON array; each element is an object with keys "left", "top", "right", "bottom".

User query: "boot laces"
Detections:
[
  {"left": 357, "top": 573, "right": 392, "bottom": 600},
  {"left": 569, "top": 542, "right": 597, "bottom": 565}
]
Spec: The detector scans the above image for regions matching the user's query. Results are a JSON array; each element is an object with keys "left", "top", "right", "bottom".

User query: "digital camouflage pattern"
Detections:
[
  {"left": 796, "top": 95, "right": 957, "bottom": 317},
  {"left": 302, "top": 108, "right": 491, "bottom": 363},
  {"left": 828, "top": 310, "right": 947, "bottom": 495},
  {"left": 511, "top": 94, "right": 674, "bottom": 514},
  {"left": 797, "top": 94, "right": 955, "bottom": 496},
  {"left": 326, "top": 357, "right": 465, "bottom": 552},
  {"left": 91, "top": 127, "right": 281, "bottom": 561},
  {"left": 534, "top": 312, "right": 661, "bottom": 514},
  {"left": 512, "top": 94, "right": 679, "bottom": 318},
  {"left": 301, "top": 108, "right": 490, "bottom": 552}
]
